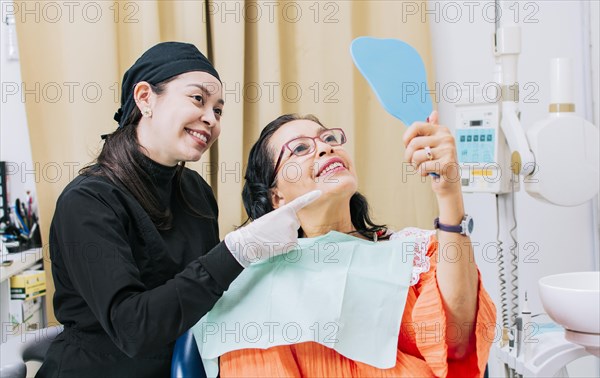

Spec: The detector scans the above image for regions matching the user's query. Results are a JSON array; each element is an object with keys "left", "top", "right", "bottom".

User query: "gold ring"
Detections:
[{"left": 424, "top": 146, "right": 433, "bottom": 161}]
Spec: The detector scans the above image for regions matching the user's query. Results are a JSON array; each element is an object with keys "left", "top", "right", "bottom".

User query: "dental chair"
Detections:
[
  {"left": 0, "top": 325, "right": 63, "bottom": 378},
  {"left": 171, "top": 330, "right": 206, "bottom": 378}
]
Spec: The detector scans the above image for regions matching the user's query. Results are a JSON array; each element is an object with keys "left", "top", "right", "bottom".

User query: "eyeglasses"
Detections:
[{"left": 271, "top": 128, "right": 347, "bottom": 184}]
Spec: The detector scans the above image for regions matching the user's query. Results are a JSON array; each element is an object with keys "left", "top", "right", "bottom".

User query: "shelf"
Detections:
[
  {"left": 0, "top": 248, "right": 44, "bottom": 282},
  {"left": 0, "top": 247, "right": 46, "bottom": 345}
]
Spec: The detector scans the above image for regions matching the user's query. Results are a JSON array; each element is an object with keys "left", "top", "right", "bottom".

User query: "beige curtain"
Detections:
[{"left": 16, "top": 0, "right": 437, "bottom": 324}]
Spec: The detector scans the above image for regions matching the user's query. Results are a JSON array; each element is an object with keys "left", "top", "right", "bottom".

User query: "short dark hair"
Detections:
[{"left": 242, "top": 113, "right": 385, "bottom": 239}]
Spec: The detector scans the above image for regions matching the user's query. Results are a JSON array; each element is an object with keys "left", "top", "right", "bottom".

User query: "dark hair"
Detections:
[
  {"left": 81, "top": 77, "right": 209, "bottom": 230},
  {"left": 242, "top": 113, "right": 386, "bottom": 239}
]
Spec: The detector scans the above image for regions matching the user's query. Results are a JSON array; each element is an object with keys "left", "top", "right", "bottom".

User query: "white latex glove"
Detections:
[{"left": 225, "top": 190, "right": 322, "bottom": 267}]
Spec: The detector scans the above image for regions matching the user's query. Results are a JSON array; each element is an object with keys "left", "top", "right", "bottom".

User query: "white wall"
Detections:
[
  {"left": 590, "top": 0, "right": 600, "bottom": 277},
  {"left": 0, "top": 14, "right": 37, "bottom": 214},
  {"left": 590, "top": 1, "right": 600, "bottom": 129},
  {"left": 428, "top": 0, "right": 599, "bottom": 376},
  {"left": 0, "top": 8, "right": 42, "bottom": 361}
]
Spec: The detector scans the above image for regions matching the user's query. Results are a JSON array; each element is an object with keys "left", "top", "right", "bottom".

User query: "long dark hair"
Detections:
[
  {"left": 81, "top": 78, "right": 208, "bottom": 230},
  {"left": 242, "top": 114, "right": 386, "bottom": 239}
]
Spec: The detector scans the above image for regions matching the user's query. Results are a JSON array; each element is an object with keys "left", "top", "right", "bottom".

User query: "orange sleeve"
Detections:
[
  {"left": 220, "top": 346, "right": 302, "bottom": 377},
  {"left": 409, "top": 235, "right": 497, "bottom": 377}
]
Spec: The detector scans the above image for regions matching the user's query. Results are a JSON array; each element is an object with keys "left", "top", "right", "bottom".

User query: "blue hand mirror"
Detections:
[{"left": 350, "top": 37, "right": 433, "bottom": 126}]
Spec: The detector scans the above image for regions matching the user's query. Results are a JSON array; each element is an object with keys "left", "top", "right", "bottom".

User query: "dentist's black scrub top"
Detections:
[{"left": 37, "top": 157, "right": 243, "bottom": 378}]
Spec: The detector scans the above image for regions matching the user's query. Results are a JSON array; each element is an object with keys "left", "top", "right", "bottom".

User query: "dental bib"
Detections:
[{"left": 192, "top": 231, "right": 417, "bottom": 377}]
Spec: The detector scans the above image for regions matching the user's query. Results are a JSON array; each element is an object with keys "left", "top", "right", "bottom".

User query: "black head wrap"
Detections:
[{"left": 114, "top": 42, "right": 221, "bottom": 127}]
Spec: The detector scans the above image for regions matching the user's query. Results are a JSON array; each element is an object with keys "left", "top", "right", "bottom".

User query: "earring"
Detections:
[{"left": 142, "top": 107, "right": 153, "bottom": 118}]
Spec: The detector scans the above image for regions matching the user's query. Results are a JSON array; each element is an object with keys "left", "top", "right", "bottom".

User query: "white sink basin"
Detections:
[{"left": 538, "top": 271, "right": 600, "bottom": 334}]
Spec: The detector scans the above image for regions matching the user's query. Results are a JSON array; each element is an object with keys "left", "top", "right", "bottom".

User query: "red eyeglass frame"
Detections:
[{"left": 270, "top": 128, "right": 347, "bottom": 184}]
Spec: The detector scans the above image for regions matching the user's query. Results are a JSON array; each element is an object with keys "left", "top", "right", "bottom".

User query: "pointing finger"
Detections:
[{"left": 286, "top": 190, "right": 322, "bottom": 213}]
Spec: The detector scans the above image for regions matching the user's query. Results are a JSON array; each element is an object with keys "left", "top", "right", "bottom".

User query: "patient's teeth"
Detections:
[{"left": 320, "top": 162, "right": 343, "bottom": 176}]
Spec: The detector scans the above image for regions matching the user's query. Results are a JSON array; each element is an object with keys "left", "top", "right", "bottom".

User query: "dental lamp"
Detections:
[{"left": 494, "top": 22, "right": 599, "bottom": 206}]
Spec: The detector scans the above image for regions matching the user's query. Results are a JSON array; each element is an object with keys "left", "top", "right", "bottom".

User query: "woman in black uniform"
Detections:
[{"left": 37, "top": 42, "right": 319, "bottom": 377}]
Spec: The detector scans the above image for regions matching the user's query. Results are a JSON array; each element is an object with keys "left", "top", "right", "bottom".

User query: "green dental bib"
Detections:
[{"left": 192, "top": 231, "right": 417, "bottom": 376}]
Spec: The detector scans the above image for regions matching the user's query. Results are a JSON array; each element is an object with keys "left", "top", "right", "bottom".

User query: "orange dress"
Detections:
[{"left": 220, "top": 234, "right": 497, "bottom": 377}]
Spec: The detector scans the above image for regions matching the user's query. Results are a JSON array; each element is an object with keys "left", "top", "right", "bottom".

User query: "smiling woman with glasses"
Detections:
[
  {"left": 241, "top": 114, "right": 383, "bottom": 240},
  {"left": 271, "top": 128, "right": 347, "bottom": 184},
  {"left": 213, "top": 112, "right": 496, "bottom": 377}
]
